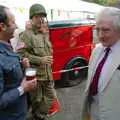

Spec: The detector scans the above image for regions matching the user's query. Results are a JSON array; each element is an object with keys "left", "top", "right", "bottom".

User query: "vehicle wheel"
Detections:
[{"left": 61, "top": 59, "right": 88, "bottom": 87}]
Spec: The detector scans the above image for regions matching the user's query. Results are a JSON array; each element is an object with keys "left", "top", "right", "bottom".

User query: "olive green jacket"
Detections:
[{"left": 18, "top": 25, "right": 52, "bottom": 81}]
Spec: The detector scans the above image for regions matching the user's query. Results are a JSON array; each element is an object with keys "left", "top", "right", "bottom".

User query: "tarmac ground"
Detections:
[{"left": 46, "top": 80, "right": 86, "bottom": 120}]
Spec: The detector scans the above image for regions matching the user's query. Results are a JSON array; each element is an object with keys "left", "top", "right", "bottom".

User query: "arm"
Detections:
[
  {"left": 18, "top": 31, "right": 53, "bottom": 65},
  {"left": 0, "top": 67, "right": 20, "bottom": 109},
  {"left": 17, "top": 31, "right": 41, "bottom": 65},
  {"left": 0, "top": 66, "right": 37, "bottom": 109}
]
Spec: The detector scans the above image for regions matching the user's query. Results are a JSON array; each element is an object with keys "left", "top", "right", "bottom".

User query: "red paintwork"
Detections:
[{"left": 49, "top": 25, "right": 94, "bottom": 80}]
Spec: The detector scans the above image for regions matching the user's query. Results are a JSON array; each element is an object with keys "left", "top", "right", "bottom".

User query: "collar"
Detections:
[
  {"left": 31, "top": 24, "right": 42, "bottom": 34},
  {"left": 0, "top": 40, "right": 19, "bottom": 57},
  {"left": 0, "top": 40, "right": 12, "bottom": 51},
  {"left": 103, "top": 40, "right": 120, "bottom": 53},
  {"left": 0, "top": 40, "right": 11, "bottom": 46}
]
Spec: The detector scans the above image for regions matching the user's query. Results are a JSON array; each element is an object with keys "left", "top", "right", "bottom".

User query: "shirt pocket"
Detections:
[
  {"left": 32, "top": 35, "right": 44, "bottom": 48},
  {"left": 32, "top": 35, "right": 46, "bottom": 56}
]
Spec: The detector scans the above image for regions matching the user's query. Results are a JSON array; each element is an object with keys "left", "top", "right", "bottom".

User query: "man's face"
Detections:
[
  {"left": 4, "top": 8, "right": 17, "bottom": 40},
  {"left": 31, "top": 14, "right": 46, "bottom": 29},
  {"left": 96, "top": 18, "right": 120, "bottom": 47}
]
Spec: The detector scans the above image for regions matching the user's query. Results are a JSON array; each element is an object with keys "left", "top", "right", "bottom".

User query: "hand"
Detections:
[
  {"left": 39, "top": 23, "right": 49, "bottom": 33},
  {"left": 25, "top": 20, "right": 32, "bottom": 30},
  {"left": 20, "top": 77, "right": 37, "bottom": 93},
  {"left": 40, "top": 56, "right": 53, "bottom": 65},
  {"left": 20, "top": 57, "right": 30, "bottom": 68}
]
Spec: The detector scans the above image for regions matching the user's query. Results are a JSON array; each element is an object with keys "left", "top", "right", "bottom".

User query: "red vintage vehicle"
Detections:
[{"left": 48, "top": 19, "right": 96, "bottom": 87}]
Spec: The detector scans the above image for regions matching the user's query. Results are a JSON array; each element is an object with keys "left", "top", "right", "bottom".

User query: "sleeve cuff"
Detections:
[{"left": 17, "top": 86, "right": 24, "bottom": 96}]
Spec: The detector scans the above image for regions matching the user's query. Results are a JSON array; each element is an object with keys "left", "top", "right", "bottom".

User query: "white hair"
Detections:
[{"left": 96, "top": 7, "right": 120, "bottom": 31}]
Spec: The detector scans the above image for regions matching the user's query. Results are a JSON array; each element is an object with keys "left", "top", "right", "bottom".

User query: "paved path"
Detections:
[{"left": 47, "top": 81, "right": 86, "bottom": 120}]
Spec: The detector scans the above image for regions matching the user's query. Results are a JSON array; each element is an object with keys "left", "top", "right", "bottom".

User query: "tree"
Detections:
[{"left": 83, "top": 0, "right": 118, "bottom": 6}]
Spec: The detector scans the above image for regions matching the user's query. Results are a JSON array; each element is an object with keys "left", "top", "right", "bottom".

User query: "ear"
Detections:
[{"left": 0, "top": 23, "right": 7, "bottom": 31}]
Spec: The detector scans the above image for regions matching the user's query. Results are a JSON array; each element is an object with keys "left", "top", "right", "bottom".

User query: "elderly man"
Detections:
[
  {"left": 81, "top": 7, "right": 120, "bottom": 120},
  {"left": 0, "top": 5, "right": 37, "bottom": 120}
]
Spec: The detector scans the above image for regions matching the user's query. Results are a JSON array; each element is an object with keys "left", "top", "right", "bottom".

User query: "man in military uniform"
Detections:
[{"left": 18, "top": 3, "right": 59, "bottom": 120}]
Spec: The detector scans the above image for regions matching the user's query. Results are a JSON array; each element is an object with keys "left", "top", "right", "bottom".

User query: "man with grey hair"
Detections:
[{"left": 81, "top": 7, "right": 120, "bottom": 120}]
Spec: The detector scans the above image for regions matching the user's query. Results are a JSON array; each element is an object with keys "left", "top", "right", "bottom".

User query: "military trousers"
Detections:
[{"left": 27, "top": 80, "right": 56, "bottom": 120}]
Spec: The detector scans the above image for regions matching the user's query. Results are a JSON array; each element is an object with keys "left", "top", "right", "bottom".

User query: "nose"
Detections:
[{"left": 97, "top": 30, "right": 104, "bottom": 39}]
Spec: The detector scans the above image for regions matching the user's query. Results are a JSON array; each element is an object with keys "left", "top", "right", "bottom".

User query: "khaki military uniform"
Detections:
[{"left": 18, "top": 25, "right": 56, "bottom": 119}]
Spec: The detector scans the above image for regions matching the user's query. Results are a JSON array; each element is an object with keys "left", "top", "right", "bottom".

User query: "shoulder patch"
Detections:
[{"left": 15, "top": 42, "right": 25, "bottom": 51}]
